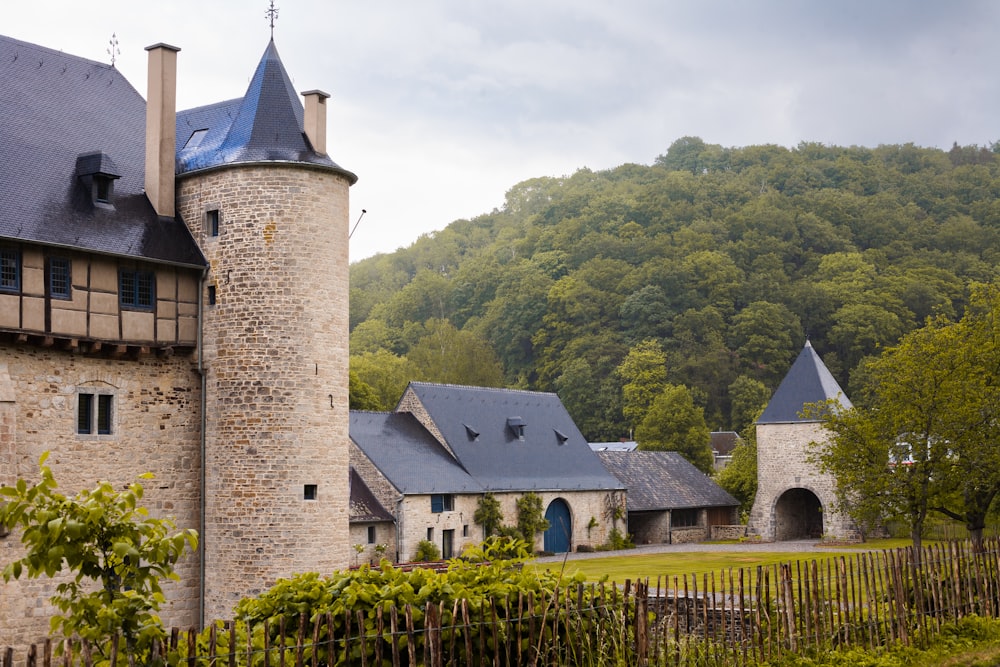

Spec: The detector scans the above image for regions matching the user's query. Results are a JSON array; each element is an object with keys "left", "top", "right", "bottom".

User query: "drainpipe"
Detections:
[{"left": 197, "top": 269, "right": 207, "bottom": 628}]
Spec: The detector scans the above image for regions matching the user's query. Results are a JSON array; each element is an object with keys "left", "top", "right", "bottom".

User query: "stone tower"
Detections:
[
  {"left": 748, "top": 341, "right": 857, "bottom": 541},
  {"left": 172, "top": 40, "right": 357, "bottom": 619}
]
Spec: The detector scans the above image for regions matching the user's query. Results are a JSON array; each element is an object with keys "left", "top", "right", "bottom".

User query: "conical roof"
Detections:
[
  {"left": 757, "top": 341, "right": 852, "bottom": 424},
  {"left": 176, "top": 40, "right": 356, "bottom": 181}
]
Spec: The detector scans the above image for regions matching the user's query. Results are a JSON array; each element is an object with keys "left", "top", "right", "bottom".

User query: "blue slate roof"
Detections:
[
  {"left": 350, "top": 411, "right": 484, "bottom": 495},
  {"left": 349, "top": 467, "right": 395, "bottom": 523},
  {"left": 597, "top": 451, "right": 739, "bottom": 511},
  {"left": 758, "top": 341, "right": 852, "bottom": 424},
  {"left": 0, "top": 34, "right": 205, "bottom": 267},
  {"left": 403, "top": 383, "right": 624, "bottom": 493},
  {"left": 176, "top": 39, "right": 356, "bottom": 183}
]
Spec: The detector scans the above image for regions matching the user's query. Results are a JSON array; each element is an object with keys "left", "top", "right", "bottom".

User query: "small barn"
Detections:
[{"left": 597, "top": 451, "right": 739, "bottom": 544}]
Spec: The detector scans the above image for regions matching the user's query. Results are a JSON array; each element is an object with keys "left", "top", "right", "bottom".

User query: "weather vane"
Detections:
[
  {"left": 107, "top": 32, "right": 120, "bottom": 67},
  {"left": 265, "top": 1, "right": 279, "bottom": 38}
]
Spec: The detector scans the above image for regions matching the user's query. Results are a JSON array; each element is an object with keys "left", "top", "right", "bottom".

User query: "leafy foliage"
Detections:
[
  {"left": 515, "top": 492, "right": 550, "bottom": 546},
  {"left": 473, "top": 492, "right": 504, "bottom": 537},
  {"left": 635, "top": 384, "right": 714, "bottom": 473},
  {"left": 413, "top": 539, "right": 441, "bottom": 562},
  {"left": 813, "top": 284, "right": 1000, "bottom": 552},
  {"left": 0, "top": 453, "right": 198, "bottom": 659},
  {"left": 352, "top": 138, "right": 1000, "bottom": 438}
]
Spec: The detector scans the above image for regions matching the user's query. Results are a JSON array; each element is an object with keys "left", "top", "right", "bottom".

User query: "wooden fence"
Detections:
[{"left": 4, "top": 539, "right": 1000, "bottom": 666}]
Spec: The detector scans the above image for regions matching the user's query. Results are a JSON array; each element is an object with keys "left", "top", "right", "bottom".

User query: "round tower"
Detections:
[{"left": 174, "top": 40, "right": 356, "bottom": 619}]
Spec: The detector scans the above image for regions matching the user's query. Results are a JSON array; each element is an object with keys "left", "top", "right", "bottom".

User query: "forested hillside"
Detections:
[{"left": 349, "top": 137, "right": 1000, "bottom": 441}]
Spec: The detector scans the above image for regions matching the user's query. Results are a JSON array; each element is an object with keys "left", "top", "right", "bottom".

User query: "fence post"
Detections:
[
  {"left": 426, "top": 601, "right": 442, "bottom": 667},
  {"left": 781, "top": 563, "right": 797, "bottom": 652},
  {"left": 634, "top": 581, "right": 648, "bottom": 667}
]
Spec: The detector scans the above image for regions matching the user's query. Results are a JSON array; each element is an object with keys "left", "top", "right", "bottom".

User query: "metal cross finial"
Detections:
[
  {"left": 265, "top": 1, "right": 279, "bottom": 38},
  {"left": 107, "top": 32, "right": 120, "bottom": 67}
]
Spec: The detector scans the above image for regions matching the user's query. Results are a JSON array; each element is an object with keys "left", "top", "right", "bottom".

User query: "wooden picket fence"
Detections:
[{"left": 4, "top": 539, "right": 1000, "bottom": 666}]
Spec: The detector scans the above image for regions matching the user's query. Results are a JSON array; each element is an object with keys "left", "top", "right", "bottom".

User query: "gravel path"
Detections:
[{"left": 533, "top": 539, "right": 853, "bottom": 564}]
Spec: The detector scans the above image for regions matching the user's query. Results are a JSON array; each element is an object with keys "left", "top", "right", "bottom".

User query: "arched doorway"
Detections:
[
  {"left": 544, "top": 498, "right": 572, "bottom": 553},
  {"left": 773, "top": 488, "right": 823, "bottom": 540}
]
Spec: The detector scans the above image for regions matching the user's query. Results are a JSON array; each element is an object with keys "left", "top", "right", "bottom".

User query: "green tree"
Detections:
[
  {"left": 473, "top": 493, "right": 504, "bottom": 537},
  {"left": 635, "top": 384, "right": 714, "bottom": 473},
  {"left": 515, "top": 492, "right": 549, "bottom": 548},
  {"left": 617, "top": 339, "right": 669, "bottom": 429},
  {"left": 715, "top": 416, "right": 761, "bottom": 518},
  {"left": 814, "top": 286, "right": 1000, "bottom": 553},
  {"left": 350, "top": 349, "right": 415, "bottom": 410},
  {"left": 728, "top": 375, "right": 771, "bottom": 434},
  {"left": 408, "top": 319, "right": 504, "bottom": 387},
  {"left": 348, "top": 370, "right": 381, "bottom": 410},
  {"left": 0, "top": 454, "right": 198, "bottom": 657}
]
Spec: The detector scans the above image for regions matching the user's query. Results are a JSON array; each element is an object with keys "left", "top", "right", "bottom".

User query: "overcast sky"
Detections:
[{"left": 7, "top": 2, "right": 999, "bottom": 261}]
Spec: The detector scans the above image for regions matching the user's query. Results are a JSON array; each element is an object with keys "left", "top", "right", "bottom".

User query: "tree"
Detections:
[
  {"left": 715, "top": 416, "right": 761, "bottom": 518},
  {"left": 814, "top": 285, "right": 1000, "bottom": 553},
  {"left": 617, "top": 339, "right": 669, "bottom": 429},
  {"left": 515, "top": 492, "right": 549, "bottom": 548},
  {"left": 473, "top": 493, "right": 504, "bottom": 537},
  {"left": 349, "top": 370, "right": 381, "bottom": 410},
  {"left": 408, "top": 319, "right": 505, "bottom": 387},
  {"left": 635, "top": 384, "right": 714, "bottom": 473},
  {"left": 0, "top": 454, "right": 198, "bottom": 657},
  {"left": 728, "top": 375, "right": 771, "bottom": 434},
  {"left": 350, "top": 349, "right": 415, "bottom": 410}
]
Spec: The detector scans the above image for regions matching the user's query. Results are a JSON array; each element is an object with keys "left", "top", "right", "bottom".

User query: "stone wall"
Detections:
[
  {"left": 710, "top": 525, "right": 749, "bottom": 541},
  {"left": 348, "top": 521, "right": 395, "bottom": 566},
  {"left": 177, "top": 163, "right": 352, "bottom": 621},
  {"left": 0, "top": 345, "right": 202, "bottom": 649},
  {"left": 749, "top": 422, "right": 855, "bottom": 541}
]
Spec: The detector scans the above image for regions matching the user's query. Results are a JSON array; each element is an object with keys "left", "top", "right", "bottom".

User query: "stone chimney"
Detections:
[
  {"left": 301, "top": 90, "right": 330, "bottom": 155},
  {"left": 145, "top": 43, "right": 180, "bottom": 218}
]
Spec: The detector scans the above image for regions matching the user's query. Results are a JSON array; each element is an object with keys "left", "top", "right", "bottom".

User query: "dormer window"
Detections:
[
  {"left": 76, "top": 152, "right": 121, "bottom": 209},
  {"left": 507, "top": 416, "right": 526, "bottom": 441}
]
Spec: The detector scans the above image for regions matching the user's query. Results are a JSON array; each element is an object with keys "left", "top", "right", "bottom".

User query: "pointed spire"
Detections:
[{"left": 757, "top": 342, "right": 852, "bottom": 424}]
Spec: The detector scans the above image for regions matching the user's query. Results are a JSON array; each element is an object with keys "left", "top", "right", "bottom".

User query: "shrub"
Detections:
[{"left": 413, "top": 539, "right": 441, "bottom": 562}]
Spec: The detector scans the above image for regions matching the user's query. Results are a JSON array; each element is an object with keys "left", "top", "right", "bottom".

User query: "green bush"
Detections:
[
  {"left": 216, "top": 537, "right": 610, "bottom": 666},
  {"left": 413, "top": 538, "right": 441, "bottom": 562}
]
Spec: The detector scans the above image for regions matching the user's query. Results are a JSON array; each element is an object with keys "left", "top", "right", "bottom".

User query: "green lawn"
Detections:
[{"left": 531, "top": 538, "right": 918, "bottom": 584}]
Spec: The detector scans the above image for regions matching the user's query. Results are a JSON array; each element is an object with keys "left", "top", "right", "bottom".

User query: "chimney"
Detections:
[
  {"left": 301, "top": 90, "right": 330, "bottom": 155},
  {"left": 144, "top": 43, "right": 180, "bottom": 218}
]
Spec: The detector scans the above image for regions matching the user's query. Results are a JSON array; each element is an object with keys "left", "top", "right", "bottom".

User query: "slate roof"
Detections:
[
  {"left": 404, "top": 383, "right": 624, "bottom": 493},
  {"left": 350, "top": 411, "right": 484, "bottom": 495},
  {"left": 348, "top": 467, "right": 394, "bottom": 524},
  {"left": 597, "top": 451, "right": 739, "bottom": 512},
  {"left": 176, "top": 39, "right": 357, "bottom": 183},
  {"left": 0, "top": 35, "right": 205, "bottom": 268},
  {"left": 758, "top": 341, "right": 852, "bottom": 424},
  {"left": 710, "top": 432, "right": 742, "bottom": 456}
]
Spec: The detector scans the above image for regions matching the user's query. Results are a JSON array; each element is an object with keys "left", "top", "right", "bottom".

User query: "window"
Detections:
[
  {"left": 426, "top": 527, "right": 434, "bottom": 541},
  {"left": 431, "top": 494, "right": 454, "bottom": 513},
  {"left": 47, "top": 257, "right": 71, "bottom": 299},
  {"left": 184, "top": 128, "right": 208, "bottom": 149},
  {"left": 0, "top": 247, "right": 19, "bottom": 292},
  {"left": 207, "top": 285, "right": 217, "bottom": 305},
  {"left": 671, "top": 509, "right": 699, "bottom": 528},
  {"left": 303, "top": 484, "right": 317, "bottom": 500},
  {"left": 119, "top": 269, "right": 155, "bottom": 309},
  {"left": 78, "top": 393, "right": 113, "bottom": 435},
  {"left": 367, "top": 526, "right": 376, "bottom": 544},
  {"left": 207, "top": 209, "right": 220, "bottom": 237},
  {"left": 95, "top": 176, "right": 112, "bottom": 203},
  {"left": 442, "top": 529, "right": 454, "bottom": 559},
  {"left": 462, "top": 524, "right": 469, "bottom": 538}
]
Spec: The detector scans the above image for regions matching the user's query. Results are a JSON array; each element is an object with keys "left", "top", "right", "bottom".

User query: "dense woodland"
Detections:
[{"left": 349, "top": 137, "right": 1000, "bottom": 442}]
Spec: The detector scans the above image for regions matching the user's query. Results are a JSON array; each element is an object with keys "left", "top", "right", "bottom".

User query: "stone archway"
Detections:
[{"left": 773, "top": 488, "right": 823, "bottom": 540}]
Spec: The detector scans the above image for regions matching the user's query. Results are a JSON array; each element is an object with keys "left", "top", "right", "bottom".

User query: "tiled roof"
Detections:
[
  {"left": 348, "top": 467, "right": 394, "bottom": 523},
  {"left": 758, "top": 341, "right": 852, "bottom": 424},
  {"left": 176, "top": 39, "right": 356, "bottom": 182},
  {"left": 405, "top": 383, "right": 624, "bottom": 493},
  {"left": 0, "top": 34, "right": 206, "bottom": 268},
  {"left": 597, "top": 451, "right": 739, "bottom": 511},
  {"left": 350, "top": 411, "right": 484, "bottom": 495},
  {"left": 710, "top": 432, "right": 741, "bottom": 456}
]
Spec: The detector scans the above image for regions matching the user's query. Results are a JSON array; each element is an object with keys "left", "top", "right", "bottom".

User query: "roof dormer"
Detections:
[{"left": 76, "top": 152, "right": 121, "bottom": 209}]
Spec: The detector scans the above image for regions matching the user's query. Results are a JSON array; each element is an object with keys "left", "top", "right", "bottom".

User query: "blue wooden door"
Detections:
[{"left": 544, "top": 499, "right": 572, "bottom": 553}]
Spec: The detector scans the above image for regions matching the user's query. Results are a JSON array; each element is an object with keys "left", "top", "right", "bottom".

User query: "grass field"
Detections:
[{"left": 531, "top": 538, "right": 917, "bottom": 584}]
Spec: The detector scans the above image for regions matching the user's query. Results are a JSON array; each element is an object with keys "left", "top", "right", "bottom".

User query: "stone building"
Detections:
[
  {"left": 748, "top": 342, "right": 857, "bottom": 541},
  {"left": 350, "top": 382, "right": 625, "bottom": 560},
  {"left": 597, "top": 451, "right": 739, "bottom": 544},
  {"left": 0, "top": 32, "right": 355, "bottom": 643}
]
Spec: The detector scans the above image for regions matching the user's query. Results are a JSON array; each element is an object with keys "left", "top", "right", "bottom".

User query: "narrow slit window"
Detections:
[{"left": 207, "top": 209, "right": 220, "bottom": 237}]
